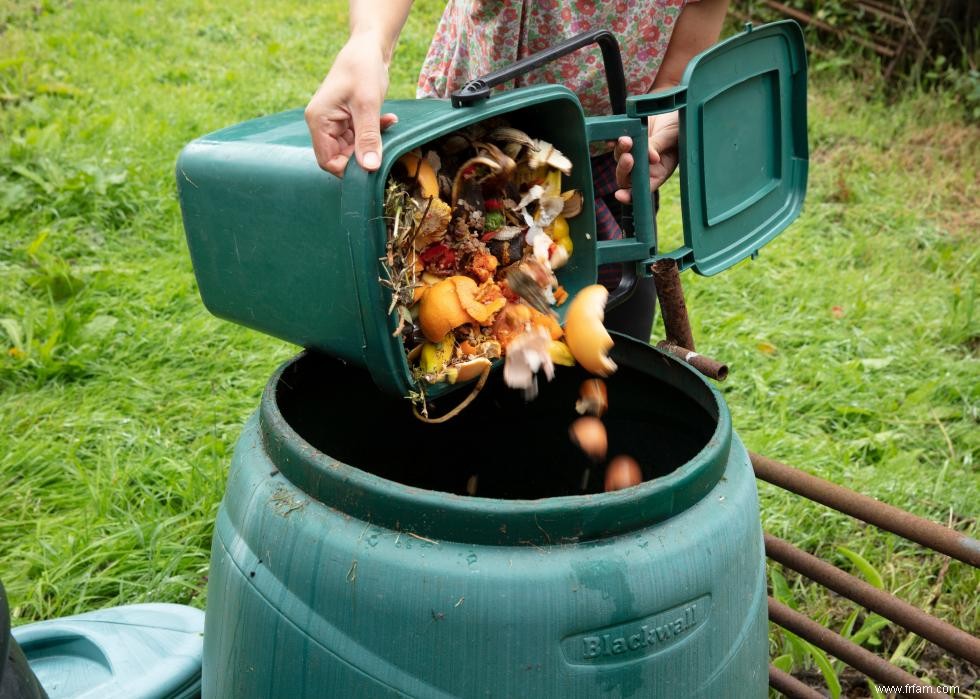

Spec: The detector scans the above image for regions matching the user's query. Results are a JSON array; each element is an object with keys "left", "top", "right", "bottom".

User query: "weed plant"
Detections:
[{"left": 1, "top": 0, "right": 976, "bottom": 693}]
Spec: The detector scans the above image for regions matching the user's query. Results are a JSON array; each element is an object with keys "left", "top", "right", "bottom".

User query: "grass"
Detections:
[{"left": 1, "top": 0, "right": 977, "bottom": 693}]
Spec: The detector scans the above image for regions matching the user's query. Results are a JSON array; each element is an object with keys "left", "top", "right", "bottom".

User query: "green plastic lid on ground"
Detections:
[{"left": 11, "top": 603, "right": 204, "bottom": 699}]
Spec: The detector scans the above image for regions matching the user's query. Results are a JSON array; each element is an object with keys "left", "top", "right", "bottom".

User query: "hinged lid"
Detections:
[{"left": 628, "top": 20, "right": 808, "bottom": 275}]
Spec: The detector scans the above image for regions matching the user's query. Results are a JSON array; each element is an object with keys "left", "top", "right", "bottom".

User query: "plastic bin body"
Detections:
[{"left": 202, "top": 338, "right": 768, "bottom": 698}]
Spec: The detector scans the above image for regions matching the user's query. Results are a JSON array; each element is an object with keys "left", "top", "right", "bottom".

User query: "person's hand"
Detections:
[
  {"left": 305, "top": 36, "right": 399, "bottom": 177},
  {"left": 612, "top": 111, "right": 680, "bottom": 203}
]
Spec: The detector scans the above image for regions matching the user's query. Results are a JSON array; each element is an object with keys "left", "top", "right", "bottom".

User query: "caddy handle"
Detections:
[
  {"left": 451, "top": 29, "right": 627, "bottom": 114},
  {"left": 627, "top": 85, "right": 688, "bottom": 118},
  {"left": 585, "top": 115, "right": 655, "bottom": 264}
]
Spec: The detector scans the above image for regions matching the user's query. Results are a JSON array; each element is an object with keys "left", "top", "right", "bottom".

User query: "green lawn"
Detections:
[{"left": 1, "top": 0, "right": 977, "bottom": 693}]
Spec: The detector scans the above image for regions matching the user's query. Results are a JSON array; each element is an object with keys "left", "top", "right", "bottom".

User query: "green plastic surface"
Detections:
[
  {"left": 12, "top": 604, "right": 204, "bottom": 699},
  {"left": 178, "top": 85, "right": 653, "bottom": 399},
  {"left": 629, "top": 20, "right": 808, "bottom": 275},
  {"left": 202, "top": 341, "right": 768, "bottom": 698}
]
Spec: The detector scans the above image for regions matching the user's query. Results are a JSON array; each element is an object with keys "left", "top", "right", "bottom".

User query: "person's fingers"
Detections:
[
  {"left": 615, "top": 151, "right": 633, "bottom": 189},
  {"left": 614, "top": 188, "right": 633, "bottom": 205},
  {"left": 380, "top": 112, "right": 399, "bottom": 131},
  {"left": 351, "top": 97, "right": 384, "bottom": 171},
  {"left": 319, "top": 129, "right": 355, "bottom": 176},
  {"left": 613, "top": 136, "right": 632, "bottom": 161},
  {"left": 306, "top": 98, "right": 348, "bottom": 172},
  {"left": 649, "top": 128, "right": 676, "bottom": 157},
  {"left": 648, "top": 112, "right": 678, "bottom": 169},
  {"left": 648, "top": 151, "right": 679, "bottom": 192},
  {"left": 324, "top": 153, "right": 350, "bottom": 177}
]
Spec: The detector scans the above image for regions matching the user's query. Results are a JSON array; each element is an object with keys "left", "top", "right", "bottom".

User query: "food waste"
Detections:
[
  {"left": 381, "top": 121, "right": 613, "bottom": 406},
  {"left": 571, "top": 378, "right": 645, "bottom": 493},
  {"left": 381, "top": 120, "right": 641, "bottom": 492}
]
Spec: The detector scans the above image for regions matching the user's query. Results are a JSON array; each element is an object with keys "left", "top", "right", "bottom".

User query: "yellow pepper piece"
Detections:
[
  {"left": 544, "top": 169, "right": 562, "bottom": 197},
  {"left": 420, "top": 334, "right": 455, "bottom": 374},
  {"left": 548, "top": 340, "right": 576, "bottom": 367},
  {"left": 548, "top": 215, "right": 572, "bottom": 254},
  {"left": 549, "top": 215, "right": 569, "bottom": 241}
]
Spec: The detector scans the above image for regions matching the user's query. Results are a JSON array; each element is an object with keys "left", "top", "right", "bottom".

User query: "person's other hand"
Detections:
[
  {"left": 612, "top": 111, "right": 680, "bottom": 203},
  {"left": 305, "top": 37, "right": 399, "bottom": 177}
]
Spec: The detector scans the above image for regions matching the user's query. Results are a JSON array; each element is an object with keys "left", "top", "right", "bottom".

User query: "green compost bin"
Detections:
[
  {"left": 203, "top": 338, "right": 769, "bottom": 698},
  {"left": 177, "top": 21, "right": 807, "bottom": 400}
]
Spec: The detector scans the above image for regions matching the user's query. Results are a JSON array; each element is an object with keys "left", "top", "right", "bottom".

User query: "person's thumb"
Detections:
[{"left": 351, "top": 99, "right": 384, "bottom": 171}]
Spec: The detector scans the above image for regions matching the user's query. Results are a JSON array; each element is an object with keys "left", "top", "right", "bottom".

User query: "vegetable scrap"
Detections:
[
  {"left": 569, "top": 416, "right": 608, "bottom": 463},
  {"left": 604, "top": 455, "right": 643, "bottom": 492},
  {"left": 568, "top": 378, "right": 646, "bottom": 493},
  {"left": 381, "top": 121, "right": 585, "bottom": 406}
]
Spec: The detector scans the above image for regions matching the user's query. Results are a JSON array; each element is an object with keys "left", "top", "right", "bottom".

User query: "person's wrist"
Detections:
[{"left": 348, "top": 28, "right": 395, "bottom": 66}]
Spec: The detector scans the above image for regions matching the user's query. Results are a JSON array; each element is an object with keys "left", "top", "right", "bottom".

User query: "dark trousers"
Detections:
[
  {"left": 0, "top": 583, "right": 47, "bottom": 699},
  {"left": 599, "top": 188, "right": 659, "bottom": 343}
]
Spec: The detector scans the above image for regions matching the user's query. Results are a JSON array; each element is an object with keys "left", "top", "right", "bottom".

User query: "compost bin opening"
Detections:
[{"left": 274, "top": 347, "right": 718, "bottom": 500}]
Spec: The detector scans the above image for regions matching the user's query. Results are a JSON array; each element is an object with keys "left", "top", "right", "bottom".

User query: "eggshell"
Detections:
[
  {"left": 451, "top": 357, "right": 491, "bottom": 384},
  {"left": 575, "top": 379, "right": 608, "bottom": 417},
  {"left": 604, "top": 455, "right": 643, "bottom": 492},
  {"left": 569, "top": 416, "right": 608, "bottom": 462}
]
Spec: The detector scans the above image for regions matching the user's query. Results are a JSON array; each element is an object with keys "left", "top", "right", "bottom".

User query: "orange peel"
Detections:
[
  {"left": 419, "top": 278, "right": 472, "bottom": 342},
  {"left": 452, "top": 276, "right": 506, "bottom": 324},
  {"left": 419, "top": 276, "right": 509, "bottom": 342},
  {"left": 398, "top": 152, "right": 440, "bottom": 200},
  {"left": 564, "top": 284, "right": 616, "bottom": 376},
  {"left": 528, "top": 306, "right": 563, "bottom": 340}
]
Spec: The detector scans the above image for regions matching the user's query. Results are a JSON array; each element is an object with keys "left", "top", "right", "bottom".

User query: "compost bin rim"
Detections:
[{"left": 259, "top": 337, "right": 732, "bottom": 546}]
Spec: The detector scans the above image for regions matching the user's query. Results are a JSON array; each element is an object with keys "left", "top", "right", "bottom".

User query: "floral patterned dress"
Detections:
[
  {"left": 416, "top": 0, "right": 697, "bottom": 292},
  {"left": 416, "top": 0, "right": 695, "bottom": 115}
]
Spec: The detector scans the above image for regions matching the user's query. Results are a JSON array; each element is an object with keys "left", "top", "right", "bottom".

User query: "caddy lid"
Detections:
[{"left": 628, "top": 20, "right": 808, "bottom": 276}]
